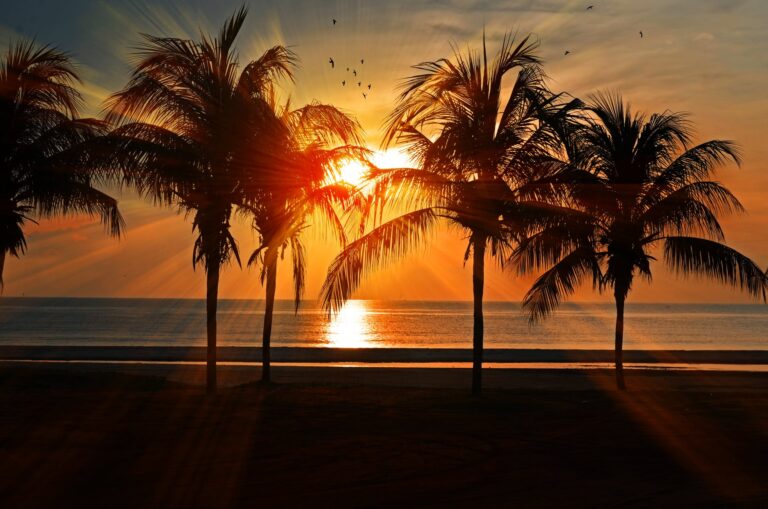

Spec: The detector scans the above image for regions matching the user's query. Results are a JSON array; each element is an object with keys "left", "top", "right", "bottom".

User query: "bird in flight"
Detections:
[
  {"left": 639, "top": 31, "right": 643, "bottom": 38},
  {"left": 342, "top": 80, "right": 346, "bottom": 86},
  {"left": 329, "top": 58, "right": 334, "bottom": 68},
  {"left": 564, "top": 50, "right": 571, "bottom": 56},
  {"left": 346, "top": 67, "right": 349, "bottom": 72},
  {"left": 367, "top": 84, "right": 372, "bottom": 90},
  {"left": 332, "top": 19, "right": 337, "bottom": 25},
  {"left": 358, "top": 81, "right": 362, "bottom": 87},
  {"left": 363, "top": 93, "right": 367, "bottom": 99},
  {"left": 353, "top": 69, "right": 357, "bottom": 76},
  {"left": 587, "top": 5, "right": 593, "bottom": 9},
  {"left": 360, "top": 59, "right": 364, "bottom": 64}
]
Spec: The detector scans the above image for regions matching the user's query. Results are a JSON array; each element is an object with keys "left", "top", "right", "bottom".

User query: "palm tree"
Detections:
[
  {"left": 243, "top": 99, "right": 364, "bottom": 383},
  {"left": 321, "top": 34, "right": 581, "bottom": 395},
  {"left": 103, "top": 7, "right": 295, "bottom": 393},
  {"left": 0, "top": 40, "right": 123, "bottom": 288},
  {"left": 518, "top": 93, "right": 767, "bottom": 389}
]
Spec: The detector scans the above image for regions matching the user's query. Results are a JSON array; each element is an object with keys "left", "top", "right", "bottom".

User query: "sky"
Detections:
[{"left": 1, "top": 0, "right": 767, "bottom": 304}]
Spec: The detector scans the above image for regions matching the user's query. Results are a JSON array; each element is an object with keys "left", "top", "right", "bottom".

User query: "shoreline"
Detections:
[
  {"left": 2, "top": 345, "right": 767, "bottom": 364},
  {"left": 3, "top": 359, "right": 768, "bottom": 390}
]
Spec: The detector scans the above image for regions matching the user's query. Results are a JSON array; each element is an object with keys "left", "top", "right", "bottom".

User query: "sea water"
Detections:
[{"left": 0, "top": 298, "right": 766, "bottom": 350}]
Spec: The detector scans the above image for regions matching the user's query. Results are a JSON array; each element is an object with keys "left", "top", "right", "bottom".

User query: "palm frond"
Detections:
[
  {"left": 285, "top": 102, "right": 363, "bottom": 147},
  {"left": 664, "top": 236, "right": 767, "bottom": 300},
  {"left": 643, "top": 140, "right": 741, "bottom": 202},
  {"left": 512, "top": 205, "right": 598, "bottom": 275},
  {"left": 290, "top": 234, "right": 306, "bottom": 312},
  {"left": 366, "top": 166, "right": 455, "bottom": 213},
  {"left": 302, "top": 182, "right": 352, "bottom": 247},
  {"left": 321, "top": 208, "right": 439, "bottom": 313},
  {"left": 639, "top": 181, "right": 744, "bottom": 240},
  {"left": 522, "top": 246, "right": 601, "bottom": 322},
  {"left": 1, "top": 39, "right": 83, "bottom": 116},
  {"left": 33, "top": 181, "right": 124, "bottom": 237},
  {"left": 237, "top": 45, "right": 297, "bottom": 98},
  {"left": 217, "top": 4, "right": 248, "bottom": 56},
  {"left": 634, "top": 109, "right": 692, "bottom": 169},
  {"left": 0, "top": 205, "right": 32, "bottom": 258}
]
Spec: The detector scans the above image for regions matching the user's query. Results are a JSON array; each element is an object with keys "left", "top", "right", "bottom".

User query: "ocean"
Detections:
[{"left": 0, "top": 298, "right": 766, "bottom": 350}]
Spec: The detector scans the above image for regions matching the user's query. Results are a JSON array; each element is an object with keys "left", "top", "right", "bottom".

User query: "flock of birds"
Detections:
[
  {"left": 329, "top": 18, "right": 372, "bottom": 99},
  {"left": 565, "top": 5, "right": 643, "bottom": 56},
  {"left": 326, "top": 6, "right": 645, "bottom": 95}
]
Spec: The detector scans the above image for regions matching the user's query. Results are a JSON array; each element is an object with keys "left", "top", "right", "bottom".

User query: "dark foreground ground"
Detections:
[{"left": 0, "top": 364, "right": 767, "bottom": 508}]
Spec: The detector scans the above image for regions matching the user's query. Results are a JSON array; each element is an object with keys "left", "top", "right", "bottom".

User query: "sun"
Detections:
[
  {"left": 332, "top": 148, "right": 414, "bottom": 188},
  {"left": 336, "top": 159, "right": 368, "bottom": 187}
]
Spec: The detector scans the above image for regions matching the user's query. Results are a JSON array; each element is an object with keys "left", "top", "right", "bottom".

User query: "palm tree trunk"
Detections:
[
  {"left": 261, "top": 253, "right": 278, "bottom": 383},
  {"left": 614, "top": 293, "right": 627, "bottom": 391},
  {"left": 0, "top": 249, "right": 5, "bottom": 290},
  {"left": 206, "top": 262, "right": 220, "bottom": 395},
  {"left": 472, "top": 237, "right": 486, "bottom": 396}
]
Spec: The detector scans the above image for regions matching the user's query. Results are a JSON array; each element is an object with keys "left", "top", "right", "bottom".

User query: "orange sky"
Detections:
[{"left": 2, "top": 0, "right": 767, "bottom": 303}]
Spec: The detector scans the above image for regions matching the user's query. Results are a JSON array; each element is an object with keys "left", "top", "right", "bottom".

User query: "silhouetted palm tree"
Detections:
[
  {"left": 518, "top": 94, "right": 767, "bottom": 389},
  {"left": 321, "top": 34, "right": 581, "bottom": 394},
  {"left": 244, "top": 98, "right": 364, "bottom": 383},
  {"left": 103, "top": 7, "right": 295, "bottom": 393},
  {"left": 0, "top": 40, "right": 123, "bottom": 288}
]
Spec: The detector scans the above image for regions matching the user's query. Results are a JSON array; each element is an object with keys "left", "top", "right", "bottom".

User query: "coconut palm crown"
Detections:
[
  {"left": 518, "top": 93, "right": 767, "bottom": 389},
  {"left": 0, "top": 40, "right": 123, "bottom": 287}
]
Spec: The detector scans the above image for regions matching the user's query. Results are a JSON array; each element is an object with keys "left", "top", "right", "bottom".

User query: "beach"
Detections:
[{"left": 1, "top": 362, "right": 766, "bottom": 508}]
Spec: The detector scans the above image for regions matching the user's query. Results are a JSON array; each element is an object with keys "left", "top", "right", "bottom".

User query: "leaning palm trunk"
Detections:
[
  {"left": 206, "top": 263, "right": 220, "bottom": 394},
  {"left": 472, "top": 237, "right": 486, "bottom": 395},
  {"left": 614, "top": 292, "right": 626, "bottom": 391},
  {"left": 260, "top": 251, "right": 278, "bottom": 383}
]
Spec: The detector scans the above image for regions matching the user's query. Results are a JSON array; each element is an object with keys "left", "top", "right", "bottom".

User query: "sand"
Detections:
[{"left": 0, "top": 362, "right": 766, "bottom": 508}]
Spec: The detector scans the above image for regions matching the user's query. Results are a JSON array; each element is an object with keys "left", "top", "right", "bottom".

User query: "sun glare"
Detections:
[
  {"left": 371, "top": 148, "right": 413, "bottom": 169},
  {"left": 325, "top": 300, "right": 373, "bottom": 348},
  {"left": 336, "top": 159, "right": 368, "bottom": 187}
]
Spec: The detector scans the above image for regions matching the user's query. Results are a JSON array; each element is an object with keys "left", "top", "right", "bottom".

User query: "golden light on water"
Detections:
[{"left": 325, "top": 300, "right": 373, "bottom": 348}]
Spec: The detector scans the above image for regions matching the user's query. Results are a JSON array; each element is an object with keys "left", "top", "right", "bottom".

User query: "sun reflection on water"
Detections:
[{"left": 325, "top": 300, "right": 373, "bottom": 348}]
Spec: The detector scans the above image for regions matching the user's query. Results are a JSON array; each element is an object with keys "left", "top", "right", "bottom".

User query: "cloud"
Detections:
[
  {"left": 698, "top": 0, "right": 747, "bottom": 13},
  {"left": 694, "top": 32, "right": 716, "bottom": 42},
  {"left": 428, "top": 22, "right": 474, "bottom": 39},
  {"left": 416, "top": 0, "right": 564, "bottom": 13}
]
